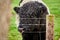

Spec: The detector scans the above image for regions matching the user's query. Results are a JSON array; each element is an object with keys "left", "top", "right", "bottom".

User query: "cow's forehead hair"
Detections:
[{"left": 18, "top": 0, "right": 50, "bottom": 14}]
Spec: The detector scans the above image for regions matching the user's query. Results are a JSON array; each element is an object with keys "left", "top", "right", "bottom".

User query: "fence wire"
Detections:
[
  {"left": 22, "top": 31, "right": 46, "bottom": 40},
  {"left": 20, "top": 18, "right": 46, "bottom": 40},
  {"left": 20, "top": 18, "right": 46, "bottom": 19},
  {"left": 20, "top": 24, "right": 46, "bottom": 25}
]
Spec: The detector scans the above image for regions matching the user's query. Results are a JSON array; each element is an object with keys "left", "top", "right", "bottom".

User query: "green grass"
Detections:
[
  {"left": 8, "top": 14, "right": 22, "bottom": 40},
  {"left": 8, "top": 0, "right": 60, "bottom": 40},
  {"left": 8, "top": 0, "right": 22, "bottom": 40}
]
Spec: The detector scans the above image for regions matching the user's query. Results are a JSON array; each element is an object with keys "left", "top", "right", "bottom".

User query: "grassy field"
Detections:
[{"left": 8, "top": 0, "right": 60, "bottom": 40}]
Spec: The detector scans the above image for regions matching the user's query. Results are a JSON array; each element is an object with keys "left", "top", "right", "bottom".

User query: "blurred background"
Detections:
[{"left": 8, "top": 0, "right": 60, "bottom": 40}]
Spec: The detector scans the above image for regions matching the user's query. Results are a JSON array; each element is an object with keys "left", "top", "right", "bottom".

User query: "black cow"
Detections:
[{"left": 14, "top": 1, "right": 49, "bottom": 40}]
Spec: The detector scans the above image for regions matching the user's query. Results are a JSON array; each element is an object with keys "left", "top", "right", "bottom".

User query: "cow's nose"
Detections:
[{"left": 18, "top": 28, "right": 24, "bottom": 33}]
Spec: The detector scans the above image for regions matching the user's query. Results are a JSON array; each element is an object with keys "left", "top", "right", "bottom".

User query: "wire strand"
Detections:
[{"left": 20, "top": 24, "right": 46, "bottom": 25}]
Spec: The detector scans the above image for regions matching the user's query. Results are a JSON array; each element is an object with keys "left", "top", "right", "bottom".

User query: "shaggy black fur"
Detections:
[{"left": 14, "top": 1, "right": 49, "bottom": 40}]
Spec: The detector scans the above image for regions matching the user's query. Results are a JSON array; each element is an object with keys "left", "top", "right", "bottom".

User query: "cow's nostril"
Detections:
[{"left": 23, "top": 28, "right": 25, "bottom": 30}]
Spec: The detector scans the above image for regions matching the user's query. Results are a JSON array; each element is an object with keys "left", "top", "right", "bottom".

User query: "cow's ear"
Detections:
[{"left": 14, "top": 7, "right": 20, "bottom": 13}]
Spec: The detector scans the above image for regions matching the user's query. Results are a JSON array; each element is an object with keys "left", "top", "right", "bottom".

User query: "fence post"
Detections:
[
  {"left": 0, "top": 0, "right": 11, "bottom": 40},
  {"left": 46, "top": 15, "right": 54, "bottom": 40}
]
